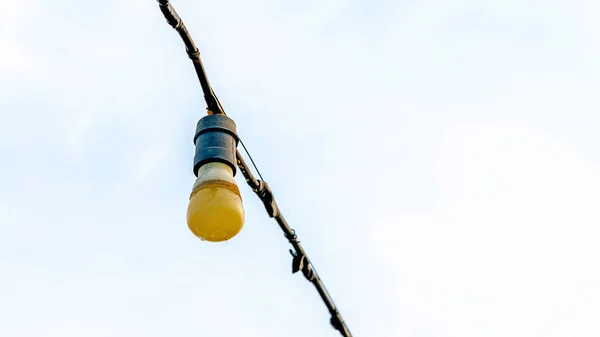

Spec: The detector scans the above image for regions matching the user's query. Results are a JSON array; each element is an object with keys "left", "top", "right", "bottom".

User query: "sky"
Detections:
[{"left": 1, "top": 0, "right": 599, "bottom": 336}]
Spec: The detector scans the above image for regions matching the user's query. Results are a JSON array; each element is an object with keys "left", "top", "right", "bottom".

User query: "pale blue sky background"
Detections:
[{"left": 1, "top": 0, "right": 599, "bottom": 336}]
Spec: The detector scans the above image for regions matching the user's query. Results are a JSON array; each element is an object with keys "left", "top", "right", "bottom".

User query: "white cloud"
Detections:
[
  {"left": 0, "top": 1, "right": 38, "bottom": 73},
  {"left": 368, "top": 120, "right": 600, "bottom": 337}
]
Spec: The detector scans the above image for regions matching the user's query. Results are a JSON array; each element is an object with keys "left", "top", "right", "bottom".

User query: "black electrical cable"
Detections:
[
  {"left": 156, "top": 1, "right": 353, "bottom": 336},
  {"left": 157, "top": 0, "right": 224, "bottom": 115}
]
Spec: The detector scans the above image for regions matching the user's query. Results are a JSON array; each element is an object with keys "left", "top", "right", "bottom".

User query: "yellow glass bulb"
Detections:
[{"left": 186, "top": 162, "right": 245, "bottom": 242}]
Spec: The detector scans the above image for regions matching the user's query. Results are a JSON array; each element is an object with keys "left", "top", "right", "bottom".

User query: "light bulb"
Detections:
[{"left": 187, "top": 161, "right": 245, "bottom": 242}]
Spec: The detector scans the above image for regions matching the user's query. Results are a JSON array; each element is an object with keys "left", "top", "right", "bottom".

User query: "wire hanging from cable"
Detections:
[{"left": 238, "top": 138, "right": 265, "bottom": 182}]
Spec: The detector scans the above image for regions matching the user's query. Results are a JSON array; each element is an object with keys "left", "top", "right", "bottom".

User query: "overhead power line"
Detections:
[{"left": 156, "top": 1, "right": 353, "bottom": 336}]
